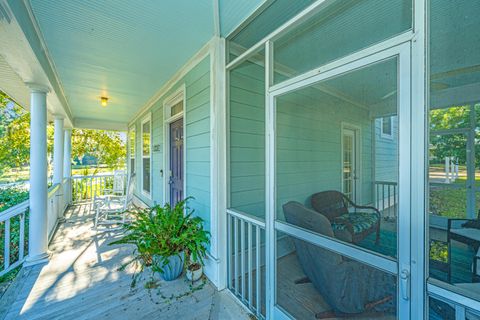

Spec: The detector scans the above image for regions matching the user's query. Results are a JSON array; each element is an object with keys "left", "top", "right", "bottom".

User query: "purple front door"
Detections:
[{"left": 169, "top": 118, "right": 184, "bottom": 206}]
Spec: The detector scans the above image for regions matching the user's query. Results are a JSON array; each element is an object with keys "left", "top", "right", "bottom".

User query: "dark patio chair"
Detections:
[
  {"left": 283, "top": 201, "right": 395, "bottom": 318},
  {"left": 311, "top": 190, "right": 381, "bottom": 244},
  {"left": 447, "top": 211, "right": 480, "bottom": 283}
]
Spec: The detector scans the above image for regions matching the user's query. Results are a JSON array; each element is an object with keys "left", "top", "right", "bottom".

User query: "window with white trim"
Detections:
[
  {"left": 381, "top": 116, "right": 393, "bottom": 138},
  {"left": 141, "top": 116, "right": 151, "bottom": 195},
  {"left": 129, "top": 127, "right": 135, "bottom": 176}
]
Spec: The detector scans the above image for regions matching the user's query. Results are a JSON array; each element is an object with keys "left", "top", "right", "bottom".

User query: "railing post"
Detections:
[{"left": 25, "top": 83, "right": 50, "bottom": 266}]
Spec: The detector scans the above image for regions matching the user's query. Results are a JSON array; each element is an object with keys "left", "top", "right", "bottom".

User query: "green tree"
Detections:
[
  {"left": 72, "top": 129, "right": 126, "bottom": 170},
  {"left": 0, "top": 112, "right": 54, "bottom": 170},
  {"left": 429, "top": 105, "right": 480, "bottom": 165},
  {"left": 0, "top": 92, "right": 25, "bottom": 137}
]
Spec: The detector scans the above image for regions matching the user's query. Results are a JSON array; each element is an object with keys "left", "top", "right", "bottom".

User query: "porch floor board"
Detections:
[{"left": 1, "top": 204, "right": 249, "bottom": 320}]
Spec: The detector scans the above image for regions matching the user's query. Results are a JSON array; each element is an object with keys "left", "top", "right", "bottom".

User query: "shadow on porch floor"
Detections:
[{"left": 0, "top": 204, "right": 250, "bottom": 320}]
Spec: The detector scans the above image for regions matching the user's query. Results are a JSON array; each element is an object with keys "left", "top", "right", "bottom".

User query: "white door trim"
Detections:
[
  {"left": 341, "top": 122, "right": 362, "bottom": 203},
  {"left": 163, "top": 85, "right": 187, "bottom": 205},
  {"left": 140, "top": 113, "right": 152, "bottom": 199}
]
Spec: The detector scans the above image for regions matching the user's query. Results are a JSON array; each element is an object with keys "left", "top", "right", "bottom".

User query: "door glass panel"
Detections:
[
  {"left": 276, "top": 232, "right": 397, "bottom": 319},
  {"left": 276, "top": 57, "right": 399, "bottom": 258},
  {"left": 342, "top": 129, "right": 357, "bottom": 201},
  {"left": 229, "top": 50, "right": 266, "bottom": 218},
  {"left": 273, "top": 0, "right": 412, "bottom": 84},
  {"left": 427, "top": 0, "right": 480, "bottom": 304}
]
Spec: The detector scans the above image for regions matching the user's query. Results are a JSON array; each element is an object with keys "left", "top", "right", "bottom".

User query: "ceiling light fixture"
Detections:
[{"left": 100, "top": 96, "right": 108, "bottom": 107}]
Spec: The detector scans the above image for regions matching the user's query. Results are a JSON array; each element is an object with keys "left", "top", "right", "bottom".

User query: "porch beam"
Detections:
[{"left": 25, "top": 83, "right": 50, "bottom": 266}]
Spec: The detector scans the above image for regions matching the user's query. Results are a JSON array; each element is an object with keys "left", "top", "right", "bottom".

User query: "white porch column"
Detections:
[
  {"left": 63, "top": 129, "right": 72, "bottom": 204},
  {"left": 53, "top": 117, "right": 64, "bottom": 185},
  {"left": 26, "top": 83, "right": 50, "bottom": 265}
]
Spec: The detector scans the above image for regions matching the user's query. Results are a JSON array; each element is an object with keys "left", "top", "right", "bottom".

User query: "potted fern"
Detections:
[{"left": 111, "top": 197, "right": 209, "bottom": 283}]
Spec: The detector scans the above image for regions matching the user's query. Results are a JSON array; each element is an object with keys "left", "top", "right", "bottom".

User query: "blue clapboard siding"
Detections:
[
  {"left": 131, "top": 56, "right": 211, "bottom": 232},
  {"left": 275, "top": 86, "right": 374, "bottom": 219},
  {"left": 227, "top": 57, "right": 402, "bottom": 220},
  {"left": 375, "top": 117, "right": 399, "bottom": 183},
  {"left": 229, "top": 57, "right": 265, "bottom": 219}
]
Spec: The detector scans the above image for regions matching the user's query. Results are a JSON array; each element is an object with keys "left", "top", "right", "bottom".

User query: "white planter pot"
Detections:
[{"left": 186, "top": 265, "right": 203, "bottom": 282}]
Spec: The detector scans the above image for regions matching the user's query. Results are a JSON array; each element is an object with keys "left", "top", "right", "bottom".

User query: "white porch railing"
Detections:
[
  {"left": 0, "top": 200, "right": 28, "bottom": 277},
  {"left": 71, "top": 173, "right": 122, "bottom": 203},
  {"left": 0, "top": 178, "right": 70, "bottom": 277},
  {"left": 227, "top": 209, "right": 266, "bottom": 319},
  {"left": 375, "top": 181, "right": 398, "bottom": 220},
  {"left": 47, "top": 179, "right": 70, "bottom": 240}
]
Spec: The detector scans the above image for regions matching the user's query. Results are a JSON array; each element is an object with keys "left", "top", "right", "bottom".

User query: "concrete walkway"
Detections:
[{"left": 0, "top": 204, "right": 250, "bottom": 320}]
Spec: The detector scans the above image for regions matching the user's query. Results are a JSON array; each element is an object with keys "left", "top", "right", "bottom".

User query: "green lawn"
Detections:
[
  {"left": 0, "top": 165, "right": 125, "bottom": 184},
  {"left": 430, "top": 186, "right": 480, "bottom": 218}
]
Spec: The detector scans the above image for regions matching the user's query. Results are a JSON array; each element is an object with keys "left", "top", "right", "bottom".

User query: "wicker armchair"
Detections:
[{"left": 311, "top": 190, "right": 381, "bottom": 244}]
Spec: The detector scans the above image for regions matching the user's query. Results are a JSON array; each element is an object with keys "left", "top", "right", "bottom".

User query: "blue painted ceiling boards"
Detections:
[
  {"left": 29, "top": 0, "right": 214, "bottom": 125},
  {"left": 219, "top": 0, "right": 265, "bottom": 37}
]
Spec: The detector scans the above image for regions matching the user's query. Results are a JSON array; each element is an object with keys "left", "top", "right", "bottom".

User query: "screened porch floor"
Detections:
[{"left": 0, "top": 204, "right": 249, "bottom": 320}]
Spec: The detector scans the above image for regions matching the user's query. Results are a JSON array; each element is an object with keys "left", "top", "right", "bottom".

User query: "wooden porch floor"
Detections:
[{"left": 0, "top": 204, "right": 249, "bottom": 320}]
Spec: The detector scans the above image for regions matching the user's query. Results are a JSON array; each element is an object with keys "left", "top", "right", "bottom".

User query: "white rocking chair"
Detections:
[
  {"left": 94, "top": 173, "right": 136, "bottom": 230},
  {"left": 93, "top": 170, "right": 126, "bottom": 209}
]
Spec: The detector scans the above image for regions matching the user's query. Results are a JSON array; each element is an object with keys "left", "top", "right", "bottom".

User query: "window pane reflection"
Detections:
[
  {"left": 276, "top": 58, "right": 398, "bottom": 258},
  {"left": 427, "top": 0, "right": 480, "bottom": 306}
]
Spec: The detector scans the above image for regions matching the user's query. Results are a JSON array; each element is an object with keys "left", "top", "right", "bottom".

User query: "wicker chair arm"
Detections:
[{"left": 342, "top": 195, "right": 381, "bottom": 218}]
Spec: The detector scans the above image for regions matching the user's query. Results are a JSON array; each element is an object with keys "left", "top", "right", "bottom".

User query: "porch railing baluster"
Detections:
[
  {"left": 226, "top": 209, "right": 266, "bottom": 319},
  {"left": 70, "top": 173, "right": 120, "bottom": 204},
  {"left": 4, "top": 219, "right": 10, "bottom": 269},
  {"left": 374, "top": 181, "right": 398, "bottom": 220},
  {"left": 19, "top": 213, "right": 25, "bottom": 261},
  {"left": 227, "top": 214, "right": 232, "bottom": 288},
  {"left": 256, "top": 225, "right": 261, "bottom": 317},
  {"left": 234, "top": 217, "right": 239, "bottom": 295},
  {"left": 248, "top": 222, "right": 252, "bottom": 308},
  {"left": 240, "top": 219, "right": 245, "bottom": 298}
]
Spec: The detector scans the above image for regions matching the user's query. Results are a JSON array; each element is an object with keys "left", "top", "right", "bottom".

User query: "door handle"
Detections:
[
  {"left": 400, "top": 268, "right": 410, "bottom": 300},
  {"left": 168, "top": 176, "right": 174, "bottom": 185}
]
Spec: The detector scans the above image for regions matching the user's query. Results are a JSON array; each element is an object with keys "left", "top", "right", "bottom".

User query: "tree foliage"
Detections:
[
  {"left": 72, "top": 129, "right": 126, "bottom": 169},
  {"left": 429, "top": 105, "right": 480, "bottom": 165},
  {"left": 0, "top": 91, "right": 126, "bottom": 172}
]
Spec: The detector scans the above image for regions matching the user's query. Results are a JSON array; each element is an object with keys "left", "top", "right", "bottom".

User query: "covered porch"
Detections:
[{"left": 0, "top": 203, "right": 248, "bottom": 320}]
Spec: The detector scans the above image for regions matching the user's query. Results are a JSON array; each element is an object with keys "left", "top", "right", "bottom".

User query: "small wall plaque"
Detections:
[{"left": 153, "top": 144, "right": 161, "bottom": 152}]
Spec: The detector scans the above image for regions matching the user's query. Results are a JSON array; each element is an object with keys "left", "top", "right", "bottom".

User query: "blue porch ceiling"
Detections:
[{"left": 28, "top": 0, "right": 214, "bottom": 125}]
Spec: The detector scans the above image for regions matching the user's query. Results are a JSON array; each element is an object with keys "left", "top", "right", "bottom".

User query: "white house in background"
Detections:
[{"left": 0, "top": 0, "right": 479, "bottom": 319}]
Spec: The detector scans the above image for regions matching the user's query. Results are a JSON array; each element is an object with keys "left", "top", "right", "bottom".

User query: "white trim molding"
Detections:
[
  {"left": 128, "top": 125, "right": 136, "bottom": 176},
  {"left": 162, "top": 85, "right": 187, "bottom": 206},
  {"left": 206, "top": 36, "right": 227, "bottom": 290},
  {"left": 141, "top": 113, "right": 152, "bottom": 199}
]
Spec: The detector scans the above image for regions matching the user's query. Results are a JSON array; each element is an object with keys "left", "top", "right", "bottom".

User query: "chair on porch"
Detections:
[
  {"left": 283, "top": 201, "right": 396, "bottom": 318},
  {"left": 311, "top": 190, "right": 381, "bottom": 244},
  {"left": 447, "top": 212, "right": 480, "bottom": 283},
  {"left": 94, "top": 173, "right": 136, "bottom": 230},
  {"left": 93, "top": 170, "right": 126, "bottom": 209}
]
